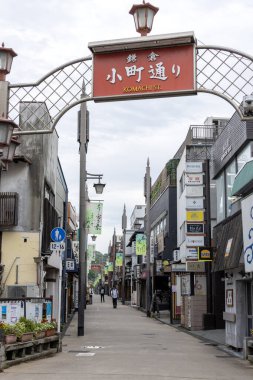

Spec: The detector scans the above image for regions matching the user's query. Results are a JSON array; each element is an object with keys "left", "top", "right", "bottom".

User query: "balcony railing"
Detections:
[{"left": 0, "top": 192, "right": 19, "bottom": 227}]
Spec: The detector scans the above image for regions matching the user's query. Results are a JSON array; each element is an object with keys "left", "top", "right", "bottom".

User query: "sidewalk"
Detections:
[{"left": 153, "top": 310, "right": 243, "bottom": 359}]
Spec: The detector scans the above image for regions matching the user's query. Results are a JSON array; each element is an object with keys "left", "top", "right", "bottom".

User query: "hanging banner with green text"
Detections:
[
  {"left": 136, "top": 234, "right": 147, "bottom": 256},
  {"left": 86, "top": 202, "right": 103, "bottom": 234},
  {"left": 116, "top": 252, "right": 123, "bottom": 267},
  {"left": 108, "top": 262, "right": 114, "bottom": 272}
]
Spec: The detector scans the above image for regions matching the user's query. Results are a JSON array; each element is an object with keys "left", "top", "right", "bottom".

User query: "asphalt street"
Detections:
[{"left": 1, "top": 294, "right": 253, "bottom": 380}]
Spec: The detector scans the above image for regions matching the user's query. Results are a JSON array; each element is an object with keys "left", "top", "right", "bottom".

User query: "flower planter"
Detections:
[
  {"left": 45, "top": 328, "right": 56, "bottom": 337},
  {"left": 34, "top": 331, "right": 46, "bottom": 339},
  {"left": 4, "top": 334, "right": 17, "bottom": 344},
  {"left": 20, "top": 332, "right": 33, "bottom": 342}
]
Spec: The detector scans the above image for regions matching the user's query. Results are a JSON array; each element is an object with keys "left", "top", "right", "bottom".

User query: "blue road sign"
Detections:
[{"left": 51, "top": 227, "right": 66, "bottom": 242}]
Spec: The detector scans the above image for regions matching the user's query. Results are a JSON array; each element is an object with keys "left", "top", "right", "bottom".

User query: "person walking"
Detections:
[
  {"left": 111, "top": 285, "right": 119, "bottom": 309},
  {"left": 100, "top": 286, "right": 105, "bottom": 303},
  {"left": 89, "top": 286, "right": 94, "bottom": 305}
]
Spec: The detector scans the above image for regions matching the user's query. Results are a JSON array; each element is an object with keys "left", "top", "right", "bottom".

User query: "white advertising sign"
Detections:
[
  {"left": 185, "top": 162, "right": 203, "bottom": 173},
  {"left": 186, "top": 186, "right": 203, "bottom": 197},
  {"left": 186, "top": 198, "right": 204, "bottom": 210},
  {"left": 185, "top": 247, "right": 198, "bottom": 260},
  {"left": 173, "top": 249, "right": 180, "bottom": 261},
  {"left": 72, "top": 241, "right": 79, "bottom": 264},
  {"left": 185, "top": 173, "right": 203, "bottom": 185},
  {"left": 241, "top": 194, "right": 253, "bottom": 272},
  {"left": 186, "top": 236, "right": 205, "bottom": 247}
]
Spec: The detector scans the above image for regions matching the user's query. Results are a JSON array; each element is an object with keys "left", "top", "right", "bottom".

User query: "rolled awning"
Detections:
[{"left": 231, "top": 159, "right": 253, "bottom": 196}]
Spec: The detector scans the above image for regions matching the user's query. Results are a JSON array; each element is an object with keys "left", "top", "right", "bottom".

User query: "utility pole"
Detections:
[
  {"left": 145, "top": 158, "right": 151, "bottom": 317},
  {"left": 78, "top": 83, "right": 88, "bottom": 336},
  {"left": 121, "top": 204, "right": 127, "bottom": 304}
]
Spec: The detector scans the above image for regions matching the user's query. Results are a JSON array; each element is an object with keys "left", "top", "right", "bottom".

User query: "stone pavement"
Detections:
[{"left": 1, "top": 294, "right": 253, "bottom": 380}]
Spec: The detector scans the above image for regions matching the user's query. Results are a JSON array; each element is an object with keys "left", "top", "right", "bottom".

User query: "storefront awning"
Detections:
[
  {"left": 212, "top": 211, "right": 243, "bottom": 272},
  {"left": 231, "top": 159, "right": 253, "bottom": 196}
]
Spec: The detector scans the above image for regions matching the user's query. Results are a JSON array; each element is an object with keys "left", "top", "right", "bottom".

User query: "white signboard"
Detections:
[
  {"left": 50, "top": 242, "right": 65, "bottom": 251},
  {"left": 186, "top": 236, "right": 204, "bottom": 247},
  {"left": 241, "top": 194, "right": 253, "bottom": 272},
  {"left": 72, "top": 241, "right": 79, "bottom": 264},
  {"left": 186, "top": 197, "right": 204, "bottom": 210},
  {"left": 186, "top": 186, "right": 203, "bottom": 197},
  {"left": 173, "top": 249, "right": 180, "bottom": 261},
  {"left": 185, "top": 173, "right": 203, "bottom": 185},
  {"left": 185, "top": 247, "right": 198, "bottom": 260},
  {"left": 185, "top": 162, "right": 203, "bottom": 173}
]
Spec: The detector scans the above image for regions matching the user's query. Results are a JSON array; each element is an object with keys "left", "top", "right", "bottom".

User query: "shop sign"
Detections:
[
  {"left": 198, "top": 247, "right": 213, "bottom": 262},
  {"left": 186, "top": 186, "right": 203, "bottom": 197},
  {"left": 173, "top": 249, "right": 180, "bottom": 261},
  {"left": 186, "top": 236, "right": 204, "bottom": 247},
  {"left": 185, "top": 173, "right": 203, "bottom": 185},
  {"left": 66, "top": 260, "right": 75, "bottom": 271},
  {"left": 186, "top": 247, "right": 198, "bottom": 260},
  {"left": 157, "top": 232, "right": 164, "bottom": 253},
  {"left": 186, "top": 210, "right": 204, "bottom": 222},
  {"left": 186, "top": 198, "right": 204, "bottom": 210},
  {"left": 172, "top": 263, "right": 186, "bottom": 272},
  {"left": 181, "top": 274, "right": 191, "bottom": 295},
  {"left": 90, "top": 40, "right": 196, "bottom": 101},
  {"left": 186, "top": 261, "right": 205, "bottom": 272},
  {"left": 241, "top": 193, "right": 253, "bottom": 272},
  {"left": 186, "top": 223, "right": 204, "bottom": 234},
  {"left": 185, "top": 162, "right": 203, "bottom": 173}
]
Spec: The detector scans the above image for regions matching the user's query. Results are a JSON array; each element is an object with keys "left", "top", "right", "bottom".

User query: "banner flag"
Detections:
[{"left": 86, "top": 202, "right": 103, "bottom": 234}]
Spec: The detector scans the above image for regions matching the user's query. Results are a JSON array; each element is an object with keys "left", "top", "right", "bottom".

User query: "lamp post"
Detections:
[
  {"left": 0, "top": 44, "right": 19, "bottom": 179},
  {"left": 144, "top": 158, "right": 151, "bottom": 317},
  {"left": 77, "top": 86, "right": 105, "bottom": 336},
  {"left": 129, "top": 1, "right": 159, "bottom": 36},
  {"left": 121, "top": 204, "right": 127, "bottom": 305}
]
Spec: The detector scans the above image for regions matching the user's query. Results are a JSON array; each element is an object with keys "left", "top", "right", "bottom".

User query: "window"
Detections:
[
  {"left": 225, "top": 160, "right": 236, "bottom": 216},
  {"left": 216, "top": 173, "right": 225, "bottom": 223},
  {"left": 237, "top": 143, "right": 253, "bottom": 172}
]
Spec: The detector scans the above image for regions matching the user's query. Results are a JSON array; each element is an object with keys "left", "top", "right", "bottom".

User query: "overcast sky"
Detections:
[{"left": 1, "top": 0, "right": 253, "bottom": 252}]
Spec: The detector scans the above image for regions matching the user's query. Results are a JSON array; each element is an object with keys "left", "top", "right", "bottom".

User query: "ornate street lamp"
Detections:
[
  {"left": 93, "top": 177, "right": 106, "bottom": 194},
  {"left": 0, "top": 118, "right": 18, "bottom": 146},
  {"left": 129, "top": 1, "right": 159, "bottom": 36},
  {"left": 0, "top": 136, "right": 20, "bottom": 162},
  {"left": 0, "top": 43, "right": 17, "bottom": 80}
]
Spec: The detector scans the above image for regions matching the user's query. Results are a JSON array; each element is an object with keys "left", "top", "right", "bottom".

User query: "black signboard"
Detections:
[
  {"left": 198, "top": 247, "right": 213, "bottom": 262},
  {"left": 187, "top": 223, "right": 204, "bottom": 234}
]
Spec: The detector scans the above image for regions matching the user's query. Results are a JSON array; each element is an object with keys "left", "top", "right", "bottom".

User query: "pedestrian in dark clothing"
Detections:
[
  {"left": 111, "top": 285, "right": 119, "bottom": 308},
  {"left": 100, "top": 286, "right": 105, "bottom": 302}
]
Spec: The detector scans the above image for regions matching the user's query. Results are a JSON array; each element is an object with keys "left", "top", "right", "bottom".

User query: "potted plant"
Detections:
[
  {"left": 33, "top": 323, "right": 46, "bottom": 339},
  {"left": 42, "top": 321, "right": 57, "bottom": 337},
  {"left": 17, "top": 318, "right": 34, "bottom": 342},
  {"left": 0, "top": 322, "right": 17, "bottom": 344}
]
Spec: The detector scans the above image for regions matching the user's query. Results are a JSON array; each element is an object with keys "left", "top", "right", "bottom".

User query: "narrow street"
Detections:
[{"left": 1, "top": 295, "right": 253, "bottom": 380}]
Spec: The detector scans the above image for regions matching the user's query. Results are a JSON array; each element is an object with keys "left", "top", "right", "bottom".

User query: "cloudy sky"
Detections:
[{"left": 1, "top": 0, "right": 253, "bottom": 252}]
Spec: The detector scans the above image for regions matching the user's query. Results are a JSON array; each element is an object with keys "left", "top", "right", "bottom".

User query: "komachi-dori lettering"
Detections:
[
  {"left": 125, "top": 65, "right": 144, "bottom": 83},
  {"left": 106, "top": 68, "right": 123, "bottom": 84},
  {"left": 105, "top": 51, "right": 182, "bottom": 85},
  {"left": 148, "top": 62, "right": 168, "bottom": 81}
]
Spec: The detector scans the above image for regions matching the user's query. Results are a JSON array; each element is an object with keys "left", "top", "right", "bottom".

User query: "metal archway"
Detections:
[{"left": 9, "top": 44, "right": 253, "bottom": 135}]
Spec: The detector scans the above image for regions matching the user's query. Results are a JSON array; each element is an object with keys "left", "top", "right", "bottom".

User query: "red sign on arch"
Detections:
[{"left": 89, "top": 34, "right": 196, "bottom": 101}]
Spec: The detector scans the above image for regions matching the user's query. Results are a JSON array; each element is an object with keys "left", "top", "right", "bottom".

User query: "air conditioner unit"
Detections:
[{"left": 6, "top": 285, "right": 40, "bottom": 298}]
